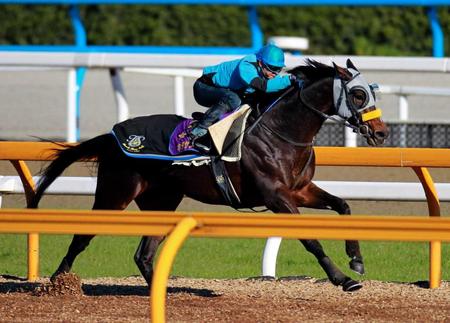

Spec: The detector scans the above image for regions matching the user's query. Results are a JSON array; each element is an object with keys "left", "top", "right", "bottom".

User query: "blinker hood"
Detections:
[{"left": 333, "top": 68, "right": 377, "bottom": 119}]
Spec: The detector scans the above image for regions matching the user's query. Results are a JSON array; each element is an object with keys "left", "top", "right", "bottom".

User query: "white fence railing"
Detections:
[
  {"left": 1, "top": 53, "right": 450, "bottom": 143},
  {"left": 2, "top": 175, "right": 450, "bottom": 207}
]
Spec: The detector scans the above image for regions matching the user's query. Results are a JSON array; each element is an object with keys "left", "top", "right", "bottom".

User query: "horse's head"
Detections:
[
  {"left": 331, "top": 59, "right": 389, "bottom": 146},
  {"left": 289, "top": 59, "right": 389, "bottom": 146}
]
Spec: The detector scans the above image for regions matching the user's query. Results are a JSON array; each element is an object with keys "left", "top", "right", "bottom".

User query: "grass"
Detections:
[{"left": 1, "top": 233, "right": 448, "bottom": 283}]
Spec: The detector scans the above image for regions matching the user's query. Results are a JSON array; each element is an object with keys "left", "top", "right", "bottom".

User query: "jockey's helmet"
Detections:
[{"left": 256, "top": 44, "right": 285, "bottom": 73}]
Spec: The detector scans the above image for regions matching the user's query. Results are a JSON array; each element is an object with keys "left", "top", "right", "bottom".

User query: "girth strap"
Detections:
[{"left": 209, "top": 156, "right": 241, "bottom": 208}]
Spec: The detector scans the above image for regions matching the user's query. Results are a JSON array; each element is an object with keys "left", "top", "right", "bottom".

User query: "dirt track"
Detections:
[
  {"left": 1, "top": 164, "right": 450, "bottom": 322},
  {"left": 1, "top": 275, "right": 450, "bottom": 322}
]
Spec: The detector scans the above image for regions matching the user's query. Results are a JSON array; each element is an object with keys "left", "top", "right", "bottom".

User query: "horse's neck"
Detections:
[{"left": 266, "top": 89, "right": 330, "bottom": 144}]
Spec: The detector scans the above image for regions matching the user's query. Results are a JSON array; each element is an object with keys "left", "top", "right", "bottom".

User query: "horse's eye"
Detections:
[{"left": 350, "top": 91, "right": 367, "bottom": 107}]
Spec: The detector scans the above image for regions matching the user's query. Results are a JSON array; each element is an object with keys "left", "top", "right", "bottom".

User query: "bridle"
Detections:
[
  {"left": 299, "top": 68, "right": 382, "bottom": 140},
  {"left": 247, "top": 66, "right": 382, "bottom": 146}
]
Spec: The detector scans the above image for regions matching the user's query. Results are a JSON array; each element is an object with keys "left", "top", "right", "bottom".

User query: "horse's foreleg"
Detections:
[
  {"left": 258, "top": 180, "right": 361, "bottom": 291},
  {"left": 300, "top": 239, "right": 361, "bottom": 291},
  {"left": 293, "top": 182, "right": 364, "bottom": 275}
]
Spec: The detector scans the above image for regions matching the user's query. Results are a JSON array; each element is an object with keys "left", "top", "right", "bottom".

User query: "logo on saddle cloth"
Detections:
[
  {"left": 123, "top": 135, "right": 146, "bottom": 152},
  {"left": 169, "top": 119, "right": 196, "bottom": 155}
]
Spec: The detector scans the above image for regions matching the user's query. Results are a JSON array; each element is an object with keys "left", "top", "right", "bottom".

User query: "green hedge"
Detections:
[{"left": 0, "top": 5, "right": 449, "bottom": 56}]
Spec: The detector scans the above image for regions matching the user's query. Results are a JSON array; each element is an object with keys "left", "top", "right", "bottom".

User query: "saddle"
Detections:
[{"left": 169, "top": 105, "right": 251, "bottom": 161}]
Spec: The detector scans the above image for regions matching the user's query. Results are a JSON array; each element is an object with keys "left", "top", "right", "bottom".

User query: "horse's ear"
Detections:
[
  {"left": 332, "top": 62, "right": 340, "bottom": 74},
  {"left": 346, "top": 59, "right": 358, "bottom": 71},
  {"left": 333, "top": 62, "right": 348, "bottom": 79}
]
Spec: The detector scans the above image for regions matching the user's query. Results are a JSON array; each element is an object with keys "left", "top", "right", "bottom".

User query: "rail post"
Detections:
[
  {"left": 413, "top": 166, "right": 441, "bottom": 288},
  {"left": 150, "top": 217, "right": 198, "bottom": 323},
  {"left": 10, "top": 160, "right": 39, "bottom": 281}
]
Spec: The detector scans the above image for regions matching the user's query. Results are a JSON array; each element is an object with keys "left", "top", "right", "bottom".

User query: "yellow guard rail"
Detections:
[
  {"left": 0, "top": 142, "right": 449, "bottom": 287},
  {"left": 0, "top": 209, "right": 450, "bottom": 322}
]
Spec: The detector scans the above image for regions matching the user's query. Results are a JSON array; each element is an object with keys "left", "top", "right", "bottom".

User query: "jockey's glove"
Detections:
[{"left": 289, "top": 74, "right": 304, "bottom": 88}]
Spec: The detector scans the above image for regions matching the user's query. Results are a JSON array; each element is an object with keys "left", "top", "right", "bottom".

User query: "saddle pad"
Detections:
[
  {"left": 211, "top": 105, "right": 252, "bottom": 162},
  {"left": 209, "top": 105, "right": 251, "bottom": 157}
]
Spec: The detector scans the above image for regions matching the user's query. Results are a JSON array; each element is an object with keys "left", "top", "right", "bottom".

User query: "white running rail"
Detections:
[
  {"left": 2, "top": 176, "right": 450, "bottom": 206},
  {"left": 1, "top": 53, "right": 450, "bottom": 143}
]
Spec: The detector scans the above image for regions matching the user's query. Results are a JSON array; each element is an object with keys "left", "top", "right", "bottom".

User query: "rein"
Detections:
[
  {"left": 298, "top": 87, "right": 353, "bottom": 130},
  {"left": 248, "top": 86, "right": 314, "bottom": 147},
  {"left": 259, "top": 122, "right": 313, "bottom": 147},
  {"left": 298, "top": 78, "right": 376, "bottom": 139},
  {"left": 219, "top": 86, "right": 298, "bottom": 157}
]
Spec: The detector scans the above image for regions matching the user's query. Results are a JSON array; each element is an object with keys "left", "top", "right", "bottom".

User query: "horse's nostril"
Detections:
[{"left": 375, "top": 131, "right": 388, "bottom": 139}]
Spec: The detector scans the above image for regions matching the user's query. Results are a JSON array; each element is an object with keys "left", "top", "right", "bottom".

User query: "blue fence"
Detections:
[
  {"left": 1, "top": 0, "right": 448, "bottom": 142},
  {"left": 0, "top": 0, "right": 447, "bottom": 57}
]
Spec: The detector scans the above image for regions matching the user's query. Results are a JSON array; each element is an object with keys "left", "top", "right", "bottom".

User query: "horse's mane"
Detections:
[
  {"left": 248, "top": 59, "right": 336, "bottom": 112},
  {"left": 288, "top": 59, "right": 335, "bottom": 83}
]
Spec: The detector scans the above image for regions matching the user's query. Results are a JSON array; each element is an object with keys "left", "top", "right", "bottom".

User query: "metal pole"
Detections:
[
  {"left": 399, "top": 95, "right": 408, "bottom": 147},
  {"left": 345, "top": 127, "right": 357, "bottom": 147},
  {"left": 247, "top": 6, "right": 263, "bottom": 50},
  {"left": 110, "top": 68, "right": 130, "bottom": 122},
  {"left": 413, "top": 166, "right": 441, "bottom": 288},
  {"left": 151, "top": 217, "right": 197, "bottom": 323},
  {"left": 427, "top": 7, "right": 444, "bottom": 58},
  {"left": 69, "top": 5, "right": 87, "bottom": 141},
  {"left": 174, "top": 75, "right": 185, "bottom": 116},
  {"left": 67, "top": 69, "right": 77, "bottom": 143},
  {"left": 262, "top": 236, "right": 282, "bottom": 277}
]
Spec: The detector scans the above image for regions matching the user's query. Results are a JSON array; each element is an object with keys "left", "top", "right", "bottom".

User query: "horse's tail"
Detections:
[{"left": 29, "top": 134, "right": 114, "bottom": 208}]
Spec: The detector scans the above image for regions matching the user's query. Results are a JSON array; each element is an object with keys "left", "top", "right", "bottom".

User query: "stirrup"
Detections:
[{"left": 192, "top": 138, "right": 211, "bottom": 154}]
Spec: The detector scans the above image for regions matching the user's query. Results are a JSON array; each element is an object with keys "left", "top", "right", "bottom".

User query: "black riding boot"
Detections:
[
  {"left": 199, "top": 102, "right": 230, "bottom": 129},
  {"left": 191, "top": 103, "right": 230, "bottom": 153}
]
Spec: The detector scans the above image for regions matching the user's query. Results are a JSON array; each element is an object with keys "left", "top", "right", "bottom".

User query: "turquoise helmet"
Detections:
[{"left": 256, "top": 44, "right": 285, "bottom": 68}]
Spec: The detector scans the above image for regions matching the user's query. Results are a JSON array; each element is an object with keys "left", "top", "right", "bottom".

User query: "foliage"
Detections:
[{"left": 0, "top": 5, "right": 448, "bottom": 56}]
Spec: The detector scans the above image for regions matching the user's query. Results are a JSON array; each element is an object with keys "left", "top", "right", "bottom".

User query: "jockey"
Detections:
[{"left": 190, "top": 43, "right": 301, "bottom": 152}]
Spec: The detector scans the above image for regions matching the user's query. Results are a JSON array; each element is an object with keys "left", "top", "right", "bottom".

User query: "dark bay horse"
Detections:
[{"left": 30, "top": 59, "right": 388, "bottom": 292}]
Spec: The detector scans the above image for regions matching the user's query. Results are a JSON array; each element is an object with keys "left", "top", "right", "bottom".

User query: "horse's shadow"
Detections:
[
  {"left": 0, "top": 275, "right": 40, "bottom": 293},
  {"left": 82, "top": 284, "right": 219, "bottom": 297},
  {"left": 0, "top": 274, "right": 219, "bottom": 297}
]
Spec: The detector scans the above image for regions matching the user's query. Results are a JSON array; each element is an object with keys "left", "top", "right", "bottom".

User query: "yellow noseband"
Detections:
[{"left": 361, "top": 108, "right": 382, "bottom": 122}]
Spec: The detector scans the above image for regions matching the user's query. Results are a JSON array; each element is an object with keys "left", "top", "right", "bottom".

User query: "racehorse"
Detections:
[{"left": 30, "top": 59, "right": 388, "bottom": 292}]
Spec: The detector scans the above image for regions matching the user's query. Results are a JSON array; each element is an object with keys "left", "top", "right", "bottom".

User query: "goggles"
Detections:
[{"left": 261, "top": 61, "right": 283, "bottom": 75}]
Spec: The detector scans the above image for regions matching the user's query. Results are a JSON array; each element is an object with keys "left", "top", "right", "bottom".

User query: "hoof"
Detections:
[
  {"left": 50, "top": 271, "right": 66, "bottom": 283},
  {"left": 51, "top": 258, "right": 70, "bottom": 283},
  {"left": 349, "top": 258, "right": 365, "bottom": 275},
  {"left": 342, "top": 278, "right": 362, "bottom": 292}
]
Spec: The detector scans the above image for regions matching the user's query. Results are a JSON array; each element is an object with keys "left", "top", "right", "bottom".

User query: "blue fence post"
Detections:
[
  {"left": 247, "top": 6, "right": 263, "bottom": 51},
  {"left": 427, "top": 6, "right": 444, "bottom": 58},
  {"left": 69, "top": 4, "right": 87, "bottom": 141}
]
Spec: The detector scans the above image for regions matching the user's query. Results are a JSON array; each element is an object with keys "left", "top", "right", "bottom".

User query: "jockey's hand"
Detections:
[{"left": 289, "top": 74, "right": 303, "bottom": 88}]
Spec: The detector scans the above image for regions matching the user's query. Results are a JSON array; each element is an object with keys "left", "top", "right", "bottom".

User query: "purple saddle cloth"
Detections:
[{"left": 168, "top": 119, "right": 197, "bottom": 155}]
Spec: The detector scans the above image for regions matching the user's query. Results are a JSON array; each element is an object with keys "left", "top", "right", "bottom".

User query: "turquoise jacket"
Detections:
[{"left": 202, "top": 54, "right": 291, "bottom": 95}]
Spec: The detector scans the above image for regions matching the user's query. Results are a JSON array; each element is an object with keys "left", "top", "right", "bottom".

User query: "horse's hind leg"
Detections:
[
  {"left": 133, "top": 187, "right": 184, "bottom": 286},
  {"left": 293, "top": 182, "right": 364, "bottom": 275},
  {"left": 51, "top": 163, "right": 145, "bottom": 281}
]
